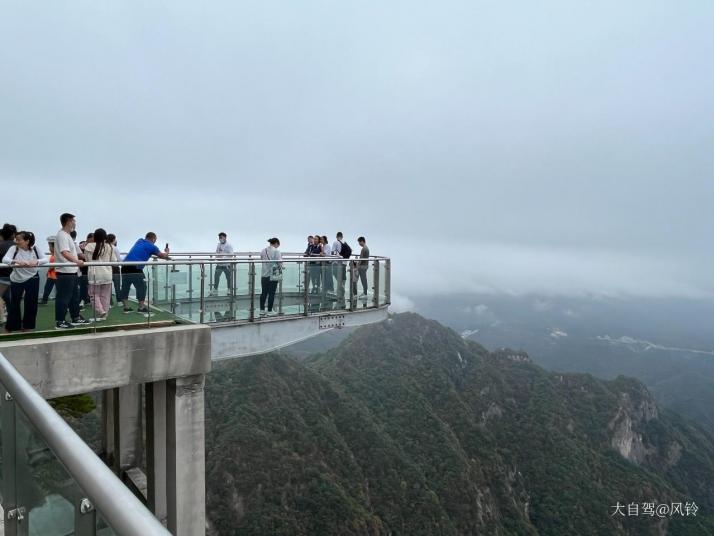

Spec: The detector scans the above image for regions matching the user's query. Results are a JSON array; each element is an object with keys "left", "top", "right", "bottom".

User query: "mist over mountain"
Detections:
[
  {"left": 205, "top": 313, "right": 714, "bottom": 535},
  {"left": 406, "top": 294, "right": 714, "bottom": 434}
]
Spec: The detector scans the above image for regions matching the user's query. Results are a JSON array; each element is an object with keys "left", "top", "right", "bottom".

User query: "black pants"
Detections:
[
  {"left": 352, "top": 267, "right": 368, "bottom": 295},
  {"left": 55, "top": 272, "right": 80, "bottom": 322},
  {"left": 79, "top": 271, "right": 90, "bottom": 304},
  {"left": 41, "top": 277, "right": 55, "bottom": 302},
  {"left": 260, "top": 276, "right": 278, "bottom": 311},
  {"left": 309, "top": 264, "right": 321, "bottom": 292},
  {"left": 120, "top": 268, "right": 147, "bottom": 303},
  {"left": 112, "top": 273, "right": 121, "bottom": 302},
  {"left": 6, "top": 275, "right": 40, "bottom": 331},
  {"left": 214, "top": 265, "right": 232, "bottom": 290}
]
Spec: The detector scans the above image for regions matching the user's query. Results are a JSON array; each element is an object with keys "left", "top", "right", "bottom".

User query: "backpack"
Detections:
[
  {"left": 12, "top": 246, "right": 40, "bottom": 260},
  {"left": 339, "top": 242, "right": 352, "bottom": 259},
  {"left": 7, "top": 246, "right": 40, "bottom": 273}
]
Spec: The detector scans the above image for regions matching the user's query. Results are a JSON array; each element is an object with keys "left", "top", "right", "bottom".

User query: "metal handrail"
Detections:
[
  {"left": 0, "top": 351, "right": 170, "bottom": 536},
  {"left": 0, "top": 255, "right": 389, "bottom": 268}
]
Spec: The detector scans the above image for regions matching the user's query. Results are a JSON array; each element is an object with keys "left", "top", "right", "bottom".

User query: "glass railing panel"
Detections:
[
  {"left": 148, "top": 262, "right": 169, "bottom": 305},
  {"left": 0, "top": 372, "right": 167, "bottom": 536},
  {"left": 379, "top": 259, "right": 388, "bottom": 306},
  {"left": 1, "top": 254, "right": 390, "bottom": 337},
  {"left": 349, "top": 258, "right": 373, "bottom": 308},
  {"left": 14, "top": 404, "right": 79, "bottom": 536},
  {"left": 205, "top": 263, "right": 251, "bottom": 323},
  {"left": 331, "top": 260, "right": 349, "bottom": 312},
  {"left": 275, "top": 260, "right": 305, "bottom": 317}
]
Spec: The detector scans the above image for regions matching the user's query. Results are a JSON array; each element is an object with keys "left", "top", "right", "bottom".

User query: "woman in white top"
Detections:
[
  {"left": 259, "top": 238, "right": 283, "bottom": 315},
  {"left": 2, "top": 231, "right": 47, "bottom": 332},
  {"left": 83, "top": 228, "right": 119, "bottom": 320},
  {"left": 320, "top": 235, "right": 334, "bottom": 292}
]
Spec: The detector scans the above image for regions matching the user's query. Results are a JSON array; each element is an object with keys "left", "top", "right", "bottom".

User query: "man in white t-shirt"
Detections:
[
  {"left": 55, "top": 212, "right": 92, "bottom": 329},
  {"left": 212, "top": 232, "right": 234, "bottom": 295}
]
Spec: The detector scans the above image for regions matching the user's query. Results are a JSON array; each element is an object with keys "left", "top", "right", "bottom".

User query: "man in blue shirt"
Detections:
[{"left": 119, "top": 232, "right": 170, "bottom": 314}]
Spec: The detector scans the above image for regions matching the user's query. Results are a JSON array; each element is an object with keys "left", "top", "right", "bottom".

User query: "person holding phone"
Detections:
[{"left": 119, "top": 232, "right": 170, "bottom": 314}]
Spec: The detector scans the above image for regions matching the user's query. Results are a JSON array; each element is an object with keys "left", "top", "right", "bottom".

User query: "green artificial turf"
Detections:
[{"left": 0, "top": 299, "right": 184, "bottom": 341}]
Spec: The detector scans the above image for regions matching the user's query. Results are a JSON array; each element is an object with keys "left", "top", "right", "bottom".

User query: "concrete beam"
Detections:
[
  {"left": 166, "top": 374, "right": 206, "bottom": 536},
  {"left": 211, "top": 307, "right": 388, "bottom": 360},
  {"left": 0, "top": 325, "right": 212, "bottom": 399}
]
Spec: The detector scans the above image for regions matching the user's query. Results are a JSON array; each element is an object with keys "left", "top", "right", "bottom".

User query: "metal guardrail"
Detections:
[
  {"left": 0, "top": 253, "right": 391, "bottom": 333},
  {"left": 0, "top": 351, "right": 170, "bottom": 536}
]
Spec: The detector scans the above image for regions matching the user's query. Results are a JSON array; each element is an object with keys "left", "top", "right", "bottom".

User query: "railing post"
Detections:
[
  {"left": 199, "top": 264, "right": 206, "bottom": 324},
  {"left": 75, "top": 497, "right": 97, "bottom": 536},
  {"left": 278, "top": 278, "right": 284, "bottom": 316},
  {"left": 146, "top": 267, "right": 152, "bottom": 327},
  {"left": 231, "top": 257, "right": 237, "bottom": 297},
  {"left": 164, "top": 265, "right": 170, "bottom": 302},
  {"left": 373, "top": 260, "right": 380, "bottom": 309},
  {"left": 320, "top": 260, "right": 327, "bottom": 310},
  {"left": 151, "top": 261, "right": 159, "bottom": 305},
  {"left": 349, "top": 261, "right": 355, "bottom": 312},
  {"left": 248, "top": 262, "right": 256, "bottom": 322},
  {"left": 1, "top": 388, "right": 18, "bottom": 536},
  {"left": 170, "top": 284, "right": 177, "bottom": 315},
  {"left": 187, "top": 256, "right": 193, "bottom": 298},
  {"left": 303, "top": 261, "right": 309, "bottom": 316},
  {"left": 208, "top": 262, "right": 214, "bottom": 295},
  {"left": 385, "top": 258, "right": 391, "bottom": 305}
]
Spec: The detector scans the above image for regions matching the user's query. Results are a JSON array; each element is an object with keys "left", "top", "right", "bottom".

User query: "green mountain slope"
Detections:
[{"left": 205, "top": 313, "right": 714, "bottom": 535}]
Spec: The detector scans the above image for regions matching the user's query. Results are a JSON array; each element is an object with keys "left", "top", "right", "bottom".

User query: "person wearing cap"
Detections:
[
  {"left": 40, "top": 236, "right": 57, "bottom": 304},
  {"left": 212, "top": 232, "right": 234, "bottom": 295},
  {"left": 259, "top": 238, "right": 282, "bottom": 316}
]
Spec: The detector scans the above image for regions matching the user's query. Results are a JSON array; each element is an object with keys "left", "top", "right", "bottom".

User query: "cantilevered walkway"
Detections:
[{"left": 0, "top": 253, "right": 391, "bottom": 535}]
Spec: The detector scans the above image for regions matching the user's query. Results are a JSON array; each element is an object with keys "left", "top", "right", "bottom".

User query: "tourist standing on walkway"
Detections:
[
  {"left": 40, "top": 237, "right": 57, "bottom": 304},
  {"left": 213, "top": 232, "right": 234, "bottom": 294},
  {"left": 2, "top": 231, "right": 47, "bottom": 332},
  {"left": 260, "top": 238, "right": 282, "bottom": 315},
  {"left": 331, "top": 232, "right": 350, "bottom": 300},
  {"left": 305, "top": 236, "right": 322, "bottom": 293},
  {"left": 106, "top": 234, "right": 122, "bottom": 305},
  {"left": 320, "top": 236, "right": 333, "bottom": 292},
  {"left": 78, "top": 233, "right": 94, "bottom": 308},
  {"left": 84, "top": 228, "right": 118, "bottom": 321},
  {"left": 55, "top": 213, "right": 91, "bottom": 329},
  {"left": 0, "top": 223, "right": 17, "bottom": 326},
  {"left": 120, "top": 232, "right": 170, "bottom": 314},
  {"left": 352, "top": 236, "right": 370, "bottom": 297}
]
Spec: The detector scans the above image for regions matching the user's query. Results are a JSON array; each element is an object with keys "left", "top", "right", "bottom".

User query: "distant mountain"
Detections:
[
  {"left": 205, "top": 314, "right": 714, "bottom": 535},
  {"left": 410, "top": 294, "right": 714, "bottom": 433}
]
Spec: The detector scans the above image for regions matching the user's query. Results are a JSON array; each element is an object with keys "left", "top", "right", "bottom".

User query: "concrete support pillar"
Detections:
[
  {"left": 101, "top": 389, "right": 116, "bottom": 467},
  {"left": 113, "top": 384, "right": 143, "bottom": 473},
  {"left": 166, "top": 374, "right": 206, "bottom": 536},
  {"left": 146, "top": 380, "right": 168, "bottom": 525}
]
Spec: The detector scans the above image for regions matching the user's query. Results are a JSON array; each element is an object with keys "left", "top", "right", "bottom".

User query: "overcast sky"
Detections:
[{"left": 1, "top": 1, "right": 712, "bottom": 300}]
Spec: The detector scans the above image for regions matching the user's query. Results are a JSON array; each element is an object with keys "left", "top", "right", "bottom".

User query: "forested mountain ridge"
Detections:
[{"left": 205, "top": 313, "right": 714, "bottom": 535}]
